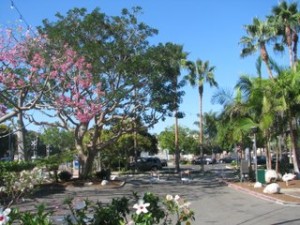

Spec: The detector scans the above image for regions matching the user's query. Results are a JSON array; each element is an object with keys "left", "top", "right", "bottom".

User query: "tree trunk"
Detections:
[
  {"left": 288, "top": 117, "right": 300, "bottom": 174},
  {"left": 285, "top": 26, "right": 294, "bottom": 68},
  {"left": 292, "top": 31, "right": 298, "bottom": 69},
  {"left": 260, "top": 44, "right": 273, "bottom": 79},
  {"left": 16, "top": 111, "right": 26, "bottom": 161},
  {"left": 199, "top": 89, "right": 204, "bottom": 171},
  {"left": 82, "top": 149, "right": 97, "bottom": 179},
  {"left": 266, "top": 139, "right": 272, "bottom": 170},
  {"left": 74, "top": 123, "right": 88, "bottom": 178},
  {"left": 174, "top": 109, "right": 180, "bottom": 173}
]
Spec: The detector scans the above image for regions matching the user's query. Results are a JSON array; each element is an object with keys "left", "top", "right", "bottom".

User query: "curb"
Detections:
[{"left": 223, "top": 180, "right": 300, "bottom": 206}]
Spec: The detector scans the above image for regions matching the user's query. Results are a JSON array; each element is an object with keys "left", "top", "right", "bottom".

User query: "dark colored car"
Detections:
[
  {"left": 160, "top": 159, "right": 168, "bottom": 167},
  {"left": 192, "top": 156, "right": 216, "bottom": 165},
  {"left": 219, "top": 157, "right": 234, "bottom": 164},
  {"left": 129, "top": 157, "right": 162, "bottom": 171},
  {"left": 252, "top": 155, "right": 266, "bottom": 165}
]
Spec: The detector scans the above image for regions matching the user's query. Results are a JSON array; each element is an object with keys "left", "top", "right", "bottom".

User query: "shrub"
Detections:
[
  {"left": 95, "top": 169, "right": 111, "bottom": 180},
  {"left": 58, "top": 170, "right": 72, "bottom": 181}
]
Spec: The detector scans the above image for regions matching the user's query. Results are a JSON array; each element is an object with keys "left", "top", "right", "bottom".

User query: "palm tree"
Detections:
[
  {"left": 271, "top": 1, "right": 299, "bottom": 69},
  {"left": 237, "top": 75, "right": 280, "bottom": 170},
  {"left": 212, "top": 87, "right": 254, "bottom": 154},
  {"left": 270, "top": 67, "right": 300, "bottom": 174},
  {"left": 240, "top": 17, "right": 276, "bottom": 79},
  {"left": 183, "top": 59, "right": 218, "bottom": 170}
]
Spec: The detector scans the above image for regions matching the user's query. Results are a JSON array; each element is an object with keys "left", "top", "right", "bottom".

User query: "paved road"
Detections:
[{"left": 14, "top": 166, "right": 300, "bottom": 225}]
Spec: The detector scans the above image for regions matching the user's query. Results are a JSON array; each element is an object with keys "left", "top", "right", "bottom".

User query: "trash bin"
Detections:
[{"left": 257, "top": 169, "right": 266, "bottom": 184}]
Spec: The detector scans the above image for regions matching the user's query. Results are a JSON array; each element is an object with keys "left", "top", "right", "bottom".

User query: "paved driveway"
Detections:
[{"left": 14, "top": 171, "right": 300, "bottom": 225}]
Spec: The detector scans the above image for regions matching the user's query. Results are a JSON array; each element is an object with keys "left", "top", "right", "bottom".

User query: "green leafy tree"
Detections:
[
  {"left": 100, "top": 127, "right": 159, "bottom": 170},
  {"left": 158, "top": 126, "right": 199, "bottom": 156},
  {"left": 33, "top": 7, "right": 187, "bottom": 178},
  {"left": 39, "top": 127, "right": 75, "bottom": 155}
]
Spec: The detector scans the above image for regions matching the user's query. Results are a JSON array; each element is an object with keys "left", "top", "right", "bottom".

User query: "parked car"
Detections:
[
  {"left": 160, "top": 159, "right": 168, "bottom": 167},
  {"left": 252, "top": 155, "right": 266, "bottom": 165},
  {"left": 192, "top": 156, "right": 216, "bottom": 165},
  {"left": 219, "top": 157, "right": 234, "bottom": 164},
  {"left": 129, "top": 157, "right": 162, "bottom": 171}
]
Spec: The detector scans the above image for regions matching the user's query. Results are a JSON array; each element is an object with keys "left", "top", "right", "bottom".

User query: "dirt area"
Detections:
[{"left": 228, "top": 179, "right": 300, "bottom": 204}]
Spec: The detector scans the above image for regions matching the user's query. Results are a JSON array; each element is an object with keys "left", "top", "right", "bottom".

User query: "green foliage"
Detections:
[
  {"left": 139, "top": 192, "right": 165, "bottom": 223},
  {"left": 0, "top": 160, "right": 36, "bottom": 174},
  {"left": 36, "top": 150, "right": 75, "bottom": 169},
  {"left": 9, "top": 204, "right": 54, "bottom": 225},
  {"left": 39, "top": 127, "right": 75, "bottom": 152},
  {"left": 158, "top": 126, "right": 199, "bottom": 154},
  {"left": 93, "top": 197, "right": 130, "bottom": 225},
  {"left": 37, "top": 6, "right": 188, "bottom": 177},
  {"left": 58, "top": 170, "right": 72, "bottom": 181},
  {"left": 7, "top": 192, "right": 195, "bottom": 225},
  {"left": 100, "top": 127, "right": 159, "bottom": 170}
]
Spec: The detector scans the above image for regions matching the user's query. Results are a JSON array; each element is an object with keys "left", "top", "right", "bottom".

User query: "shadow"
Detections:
[
  {"left": 272, "top": 218, "right": 300, "bottom": 225},
  {"left": 32, "top": 183, "right": 66, "bottom": 197}
]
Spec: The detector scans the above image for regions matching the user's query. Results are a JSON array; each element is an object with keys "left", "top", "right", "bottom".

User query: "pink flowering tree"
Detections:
[
  {"left": 29, "top": 48, "right": 104, "bottom": 177},
  {"left": 0, "top": 28, "right": 53, "bottom": 160},
  {"left": 0, "top": 28, "right": 102, "bottom": 162},
  {"left": 33, "top": 7, "right": 188, "bottom": 178}
]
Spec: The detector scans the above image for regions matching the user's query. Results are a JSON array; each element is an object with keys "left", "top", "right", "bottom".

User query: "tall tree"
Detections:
[
  {"left": 36, "top": 7, "right": 187, "bottom": 178},
  {"left": 183, "top": 59, "right": 218, "bottom": 170},
  {"left": 0, "top": 28, "right": 84, "bottom": 160},
  {"left": 240, "top": 17, "right": 276, "bottom": 79},
  {"left": 271, "top": 1, "right": 299, "bottom": 68},
  {"left": 270, "top": 67, "right": 300, "bottom": 174},
  {"left": 157, "top": 126, "right": 199, "bottom": 156}
]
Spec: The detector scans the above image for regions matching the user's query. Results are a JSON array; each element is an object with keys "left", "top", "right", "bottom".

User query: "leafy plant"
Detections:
[
  {"left": 58, "top": 170, "right": 72, "bottom": 182},
  {"left": 9, "top": 204, "right": 54, "bottom": 225}
]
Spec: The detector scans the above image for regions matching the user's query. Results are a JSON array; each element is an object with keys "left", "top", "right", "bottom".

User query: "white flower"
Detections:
[
  {"left": 133, "top": 200, "right": 150, "bottom": 215},
  {"left": 0, "top": 208, "right": 11, "bottom": 225},
  {"left": 173, "top": 195, "right": 190, "bottom": 208},
  {"left": 0, "top": 187, "right": 6, "bottom": 192},
  {"left": 179, "top": 201, "right": 191, "bottom": 209},
  {"left": 166, "top": 194, "right": 173, "bottom": 201}
]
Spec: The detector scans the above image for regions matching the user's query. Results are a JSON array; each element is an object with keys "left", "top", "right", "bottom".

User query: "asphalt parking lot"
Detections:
[{"left": 10, "top": 164, "right": 300, "bottom": 225}]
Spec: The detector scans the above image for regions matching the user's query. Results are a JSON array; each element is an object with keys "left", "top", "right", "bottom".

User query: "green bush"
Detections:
[
  {"left": 95, "top": 169, "right": 111, "bottom": 180},
  {"left": 58, "top": 170, "right": 72, "bottom": 181},
  {"left": 0, "top": 160, "right": 36, "bottom": 172}
]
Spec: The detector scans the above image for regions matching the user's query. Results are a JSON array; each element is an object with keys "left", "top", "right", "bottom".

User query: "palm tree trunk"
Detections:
[
  {"left": 285, "top": 26, "right": 294, "bottom": 68},
  {"left": 260, "top": 43, "right": 274, "bottom": 79},
  {"left": 288, "top": 117, "right": 300, "bottom": 174},
  {"left": 292, "top": 32, "right": 298, "bottom": 69},
  {"left": 174, "top": 109, "right": 180, "bottom": 173},
  {"left": 199, "top": 89, "right": 204, "bottom": 171},
  {"left": 266, "top": 139, "right": 272, "bottom": 170}
]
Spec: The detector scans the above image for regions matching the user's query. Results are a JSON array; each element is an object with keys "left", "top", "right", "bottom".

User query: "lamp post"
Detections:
[{"left": 251, "top": 127, "right": 258, "bottom": 182}]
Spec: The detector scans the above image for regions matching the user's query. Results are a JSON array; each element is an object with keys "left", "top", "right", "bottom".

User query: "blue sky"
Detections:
[{"left": 0, "top": 0, "right": 290, "bottom": 134}]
